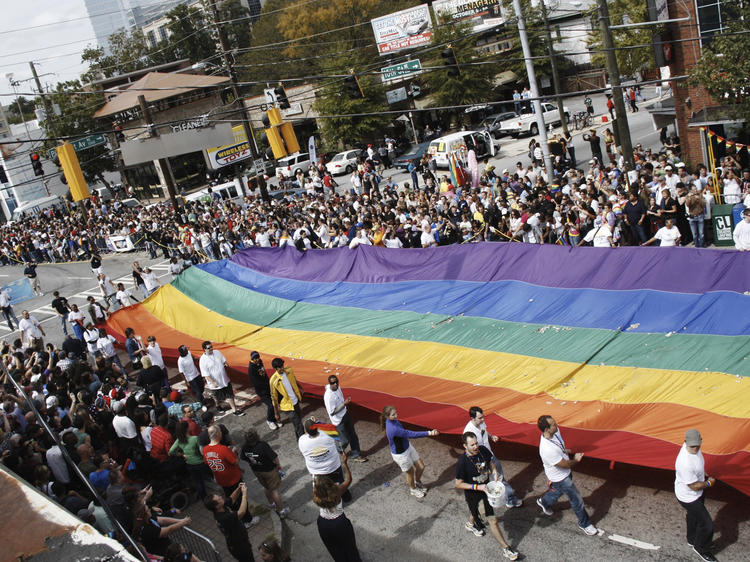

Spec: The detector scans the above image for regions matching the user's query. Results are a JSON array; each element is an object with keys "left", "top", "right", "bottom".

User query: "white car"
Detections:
[
  {"left": 325, "top": 149, "right": 361, "bottom": 176},
  {"left": 274, "top": 152, "right": 312, "bottom": 180},
  {"left": 498, "top": 102, "right": 570, "bottom": 137}
]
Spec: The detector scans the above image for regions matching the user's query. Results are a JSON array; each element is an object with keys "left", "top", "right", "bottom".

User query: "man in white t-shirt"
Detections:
[
  {"left": 199, "top": 340, "right": 244, "bottom": 416},
  {"left": 674, "top": 429, "right": 716, "bottom": 561},
  {"left": 324, "top": 375, "right": 366, "bottom": 462},
  {"left": 463, "top": 406, "right": 521, "bottom": 508},
  {"left": 19, "top": 310, "right": 45, "bottom": 349},
  {"left": 177, "top": 344, "right": 204, "bottom": 403},
  {"left": 536, "top": 415, "right": 598, "bottom": 535},
  {"left": 298, "top": 417, "right": 351, "bottom": 502},
  {"left": 579, "top": 221, "right": 614, "bottom": 248},
  {"left": 420, "top": 224, "right": 438, "bottom": 247},
  {"left": 643, "top": 217, "right": 681, "bottom": 247}
]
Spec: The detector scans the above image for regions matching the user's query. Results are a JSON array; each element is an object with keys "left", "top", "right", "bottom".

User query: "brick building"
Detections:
[{"left": 668, "top": 0, "right": 748, "bottom": 166}]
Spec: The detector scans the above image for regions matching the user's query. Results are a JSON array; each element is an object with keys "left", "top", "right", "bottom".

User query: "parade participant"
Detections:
[
  {"left": 269, "top": 357, "right": 303, "bottom": 437},
  {"left": 199, "top": 341, "right": 244, "bottom": 416},
  {"left": 248, "top": 351, "right": 276, "bottom": 430},
  {"left": 380, "top": 405, "right": 439, "bottom": 498},
  {"left": 324, "top": 375, "right": 366, "bottom": 462}
]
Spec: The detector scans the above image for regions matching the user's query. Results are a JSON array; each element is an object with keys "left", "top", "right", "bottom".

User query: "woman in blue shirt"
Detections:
[{"left": 380, "top": 405, "right": 439, "bottom": 499}]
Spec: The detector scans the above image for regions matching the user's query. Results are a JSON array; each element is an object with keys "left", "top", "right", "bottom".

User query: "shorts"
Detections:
[
  {"left": 391, "top": 445, "right": 420, "bottom": 472},
  {"left": 254, "top": 468, "right": 281, "bottom": 491},
  {"left": 211, "top": 383, "right": 234, "bottom": 401}
]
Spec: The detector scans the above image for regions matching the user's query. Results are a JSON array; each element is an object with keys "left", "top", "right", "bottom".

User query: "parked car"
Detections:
[
  {"left": 483, "top": 111, "right": 520, "bottom": 139},
  {"left": 497, "top": 102, "right": 570, "bottom": 137},
  {"left": 274, "top": 152, "right": 312, "bottom": 179},
  {"left": 325, "top": 149, "right": 361, "bottom": 176},
  {"left": 392, "top": 142, "right": 431, "bottom": 170}
]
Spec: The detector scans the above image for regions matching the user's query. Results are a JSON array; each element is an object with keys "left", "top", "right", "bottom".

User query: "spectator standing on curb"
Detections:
[
  {"left": 463, "top": 406, "right": 521, "bottom": 508},
  {"left": 199, "top": 341, "right": 244, "bottom": 416},
  {"left": 455, "top": 432, "right": 519, "bottom": 560},
  {"left": 248, "top": 351, "right": 277, "bottom": 430},
  {"left": 299, "top": 417, "right": 352, "bottom": 502},
  {"left": 269, "top": 357, "right": 303, "bottom": 437},
  {"left": 0, "top": 286, "right": 19, "bottom": 331},
  {"left": 205, "top": 482, "right": 258, "bottom": 562},
  {"left": 381, "top": 405, "right": 439, "bottom": 499},
  {"left": 536, "top": 415, "right": 598, "bottom": 536},
  {"left": 50, "top": 291, "right": 71, "bottom": 337},
  {"left": 675, "top": 429, "right": 717, "bottom": 562},
  {"left": 324, "top": 375, "right": 367, "bottom": 462},
  {"left": 241, "top": 428, "right": 289, "bottom": 518},
  {"left": 312, "top": 453, "right": 361, "bottom": 562},
  {"left": 733, "top": 208, "right": 750, "bottom": 250},
  {"left": 178, "top": 345, "right": 204, "bottom": 403}
]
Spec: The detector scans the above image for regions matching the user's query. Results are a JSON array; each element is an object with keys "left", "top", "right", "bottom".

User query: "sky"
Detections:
[{"left": 0, "top": 0, "right": 96, "bottom": 101}]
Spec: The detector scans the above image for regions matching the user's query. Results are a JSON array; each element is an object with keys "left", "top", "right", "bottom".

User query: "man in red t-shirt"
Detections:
[
  {"left": 203, "top": 425, "right": 243, "bottom": 495},
  {"left": 149, "top": 413, "right": 174, "bottom": 462}
]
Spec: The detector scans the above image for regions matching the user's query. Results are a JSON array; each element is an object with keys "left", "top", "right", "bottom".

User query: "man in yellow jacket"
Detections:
[{"left": 270, "top": 357, "right": 304, "bottom": 438}]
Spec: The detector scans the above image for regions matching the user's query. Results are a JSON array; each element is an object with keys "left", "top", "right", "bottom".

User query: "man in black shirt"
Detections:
[
  {"left": 248, "top": 351, "right": 276, "bottom": 430},
  {"left": 205, "top": 482, "right": 256, "bottom": 561},
  {"left": 455, "top": 433, "right": 518, "bottom": 560},
  {"left": 24, "top": 262, "right": 42, "bottom": 296},
  {"left": 50, "top": 291, "right": 71, "bottom": 337},
  {"left": 623, "top": 191, "right": 648, "bottom": 245}
]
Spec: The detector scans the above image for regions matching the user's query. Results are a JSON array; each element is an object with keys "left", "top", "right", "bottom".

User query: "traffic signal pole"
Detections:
[{"left": 208, "top": 0, "right": 270, "bottom": 202}]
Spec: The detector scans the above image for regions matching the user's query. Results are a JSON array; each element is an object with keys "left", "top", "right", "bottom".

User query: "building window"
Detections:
[
  {"left": 158, "top": 26, "right": 168, "bottom": 42},
  {"left": 695, "top": 0, "right": 740, "bottom": 46},
  {"left": 147, "top": 30, "right": 157, "bottom": 47}
]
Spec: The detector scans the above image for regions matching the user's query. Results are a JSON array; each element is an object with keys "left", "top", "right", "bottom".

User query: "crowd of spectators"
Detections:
[{"left": 2, "top": 135, "right": 750, "bottom": 265}]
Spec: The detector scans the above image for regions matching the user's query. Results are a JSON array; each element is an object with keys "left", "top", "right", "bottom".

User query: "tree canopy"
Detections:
[{"left": 587, "top": 0, "right": 653, "bottom": 77}]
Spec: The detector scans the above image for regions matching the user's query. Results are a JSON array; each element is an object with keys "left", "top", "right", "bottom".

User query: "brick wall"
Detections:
[{"left": 668, "top": 0, "right": 718, "bottom": 167}]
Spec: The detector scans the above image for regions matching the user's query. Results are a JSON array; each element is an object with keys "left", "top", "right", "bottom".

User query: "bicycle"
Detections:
[{"left": 573, "top": 111, "right": 591, "bottom": 131}]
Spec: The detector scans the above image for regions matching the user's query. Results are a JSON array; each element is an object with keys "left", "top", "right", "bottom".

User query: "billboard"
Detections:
[
  {"left": 432, "top": 0, "right": 505, "bottom": 32},
  {"left": 371, "top": 4, "right": 433, "bottom": 55}
]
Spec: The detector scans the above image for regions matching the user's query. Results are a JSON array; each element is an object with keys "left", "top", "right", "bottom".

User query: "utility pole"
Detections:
[
  {"left": 208, "top": 0, "right": 270, "bottom": 202},
  {"left": 511, "top": 0, "right": 553, "bottom": 175},
  {"left": 29, "top": 61, "right": 56, "bottom": 138},
  {"left": 540, "top": 1, "right": 569, "bottom": 137},
  {"left": 138, "top": 94, "right": 179, "bottom": 209},
  {"left": 596, "top": 0, "right": 634, "bottom": 169}
]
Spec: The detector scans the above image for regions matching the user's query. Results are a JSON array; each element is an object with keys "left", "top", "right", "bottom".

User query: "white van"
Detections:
[
  {"left": 428, "top": 130, "right": 496, "bottom": 168},
  {"left": 11, "top": 195, "right": 65, "bottom": 221},
  {"left": 184, "top": 180, "right": 243, "bottom": 204}
]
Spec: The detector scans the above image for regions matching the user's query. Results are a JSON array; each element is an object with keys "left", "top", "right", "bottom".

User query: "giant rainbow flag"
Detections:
[{"left": 107, "top": 244, "right": 750, "bottom": 495}]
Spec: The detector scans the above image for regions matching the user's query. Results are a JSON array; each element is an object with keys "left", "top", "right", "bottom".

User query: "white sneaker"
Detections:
[
  {"left": 506, "top": 499, "right": 523, "bottom": 508},
  {"left": 277, "top": 507, "right": 290, "bottom": 519},
  {"left": 537, "top": 498, "right": 553, "bottom": 516},
  {"left": 410, "top": 487, "right": 425, "bottom": 498},
  {"left": 464, "top": 521, "right": 485, "bottom": 537},
  {"left": 579, "top": 524, "right": 598, "bottom": 536},
  {"left": 267, "top": 420, "right": 278, "bottom": 430},
  {"left": 243, "top": 515, "right": 261, "bottom": 529},
  {"left": 503, "top": 547, "right": 519, "bottom": 560}
]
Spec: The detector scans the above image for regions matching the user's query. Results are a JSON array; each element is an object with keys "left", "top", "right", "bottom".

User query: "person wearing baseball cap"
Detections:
[{"left": 674, "top": 429, "right": 717, "bottom": 561}]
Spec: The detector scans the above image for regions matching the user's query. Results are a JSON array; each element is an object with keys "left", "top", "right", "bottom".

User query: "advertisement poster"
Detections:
[
  {"left": 432, "top": 0, "right": 505, "bottom": 32},
  {"left": 371, "top": 4, "right": 433, "bottom": 55}
]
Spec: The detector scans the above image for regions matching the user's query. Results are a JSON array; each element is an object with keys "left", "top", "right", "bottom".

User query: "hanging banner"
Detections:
[
  {"left": 371, "top": 4, "right": 433, "bottom": 55},
  {"left": 3, "top": 278, "right": 34, "bottom": 305},
  {"left": 308, "top": 136, "right": 317, "bottom": 165}
]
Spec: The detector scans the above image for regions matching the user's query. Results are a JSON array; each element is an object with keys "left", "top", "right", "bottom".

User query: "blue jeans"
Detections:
[
  {"left": 2, "top": 306, "right": 18, "bottom": 330},
  {"left": 491, "top": 456, "right": 519, "bottom": 505},
  {"left": 689, "top": 216, "right": 704, "bottom": 248},
  {"left": 59, "top": 313, "right": 69, "bottom": 336},
  {"left": 335, "top": 412, "right": 361, "bottom": 458},
  {"left": 540, "top": 474, "right": 591, "bottom": 528}
]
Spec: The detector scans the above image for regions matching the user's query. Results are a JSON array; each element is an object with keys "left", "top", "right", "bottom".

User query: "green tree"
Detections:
[
  {"left": 107, "top": 29, "right": 153, "bottom": 74},
  {"left": 419, "top": 18, "right": 498, "bottom": 108},
  {"left": 165, "top": 3, "right": 217, "bottom": 63},
  {"left": 80, "top": 46, "right": 117, "bottom": 82},
  {"left": 219, "top": 0, "right": 252, "bottom": 51},
  {"left": 587, "top": 0, "right": 653, "bottom": 76},
  {"left": 313, "top": 45, "right": 390, "bottom": 147},
  {"left": 6, "top": 96, "right": 36, "bottom": 124},
  {"left": 43, "top": 81, "right": 117, "bottom": 188},
  {"left": 690, "top": 4, "right": 750, "bottom": 131}
]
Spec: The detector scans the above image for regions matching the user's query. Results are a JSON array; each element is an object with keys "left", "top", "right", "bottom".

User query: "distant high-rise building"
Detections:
[{"left": 83, "top": 0, "right": 133, "bottom": 55}]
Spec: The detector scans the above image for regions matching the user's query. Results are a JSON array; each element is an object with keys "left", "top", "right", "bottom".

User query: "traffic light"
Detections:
[
  {"left": 30, "top": 152, "right": 44, "bottom": 176},
  {"left": 57, "top": 142, "right": 90, "bottom": 201},
  {"left": 114, "top": 123, "right": 125, "bottom": 143},
  {"left": 441, "top": 45, "right": 460, "bottom": 77},
  {"left": 273, "top": 86, "right": 290, "bottom": 109},
  {"left": 345, "top": 72, "right": 363, "bottom": 99}
]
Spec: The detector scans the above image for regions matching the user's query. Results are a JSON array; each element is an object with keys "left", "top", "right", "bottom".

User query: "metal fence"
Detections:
[{"left": 172, "top": 526, "right": 223, "bottom": 562}]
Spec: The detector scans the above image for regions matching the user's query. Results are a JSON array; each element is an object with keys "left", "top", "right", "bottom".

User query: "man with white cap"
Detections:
[{"left": 674, "top": 428, "right": 716, "bottom": 561}]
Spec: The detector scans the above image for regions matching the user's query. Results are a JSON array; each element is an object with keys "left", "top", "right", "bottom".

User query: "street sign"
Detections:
[
  {"left": 386, "top": 87, "right": 408, "bottom": 105},
  {"left": 381, "top": 59, "right": 423, "bottom": 83},
  {"left": 49, "top": 133, "right": 106, "bottom": 161}
]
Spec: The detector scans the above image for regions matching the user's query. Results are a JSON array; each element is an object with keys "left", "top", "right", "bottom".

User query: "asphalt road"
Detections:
[{"left": 2, "top": 246, "right": 747, "bottom": 562}]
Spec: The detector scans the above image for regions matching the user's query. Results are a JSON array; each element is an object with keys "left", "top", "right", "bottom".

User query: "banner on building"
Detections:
[{"left": 371, "top": 4, "right": 433, "bottom": 55}]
